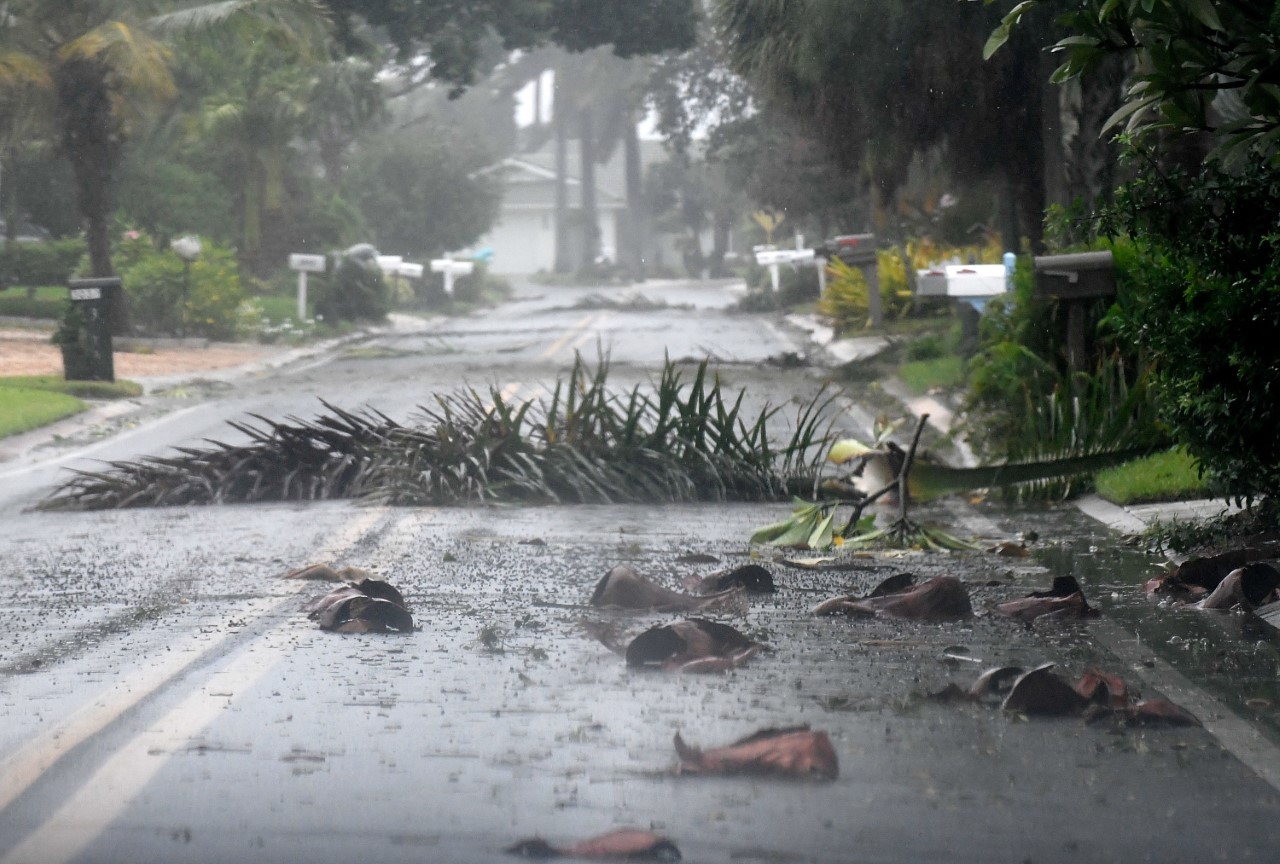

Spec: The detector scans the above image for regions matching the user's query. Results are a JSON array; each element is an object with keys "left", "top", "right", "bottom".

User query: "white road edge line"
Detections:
[
  {"left": 946, "top": 499, "right": 1280, "bottom": 795},
  {"left": 0, "top": 507, "right": 389, "bottom": 820}
]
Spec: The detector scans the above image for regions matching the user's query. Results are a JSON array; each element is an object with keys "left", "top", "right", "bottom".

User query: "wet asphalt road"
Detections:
[{"left": 2, "top": 279, "right": 1280, "bottom": 863}]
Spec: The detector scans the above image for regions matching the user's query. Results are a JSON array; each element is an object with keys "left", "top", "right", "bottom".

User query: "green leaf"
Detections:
[
  {"left": 983, "top": 24, "right": 1011, "bottom": 61},
  {"left": 1182, "top": 0, "right": 1224, "bottom": 31}
]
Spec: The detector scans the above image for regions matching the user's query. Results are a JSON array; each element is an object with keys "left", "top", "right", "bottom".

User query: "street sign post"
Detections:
[{"left": 288, "top": 253, "right": 326, "bottom": 321}]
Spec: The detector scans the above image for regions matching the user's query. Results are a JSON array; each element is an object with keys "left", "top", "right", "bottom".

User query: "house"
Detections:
[{"left": 474, "top": 138, "right": 684, "bottom": 276}]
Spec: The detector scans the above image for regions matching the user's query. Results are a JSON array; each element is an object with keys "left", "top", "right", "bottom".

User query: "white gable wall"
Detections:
[
  {"left": 480, "top": 206, "right": 622, "bottom": 275},
  {"left": 481, "top": 208, "right": 556, "bottom": 275}
]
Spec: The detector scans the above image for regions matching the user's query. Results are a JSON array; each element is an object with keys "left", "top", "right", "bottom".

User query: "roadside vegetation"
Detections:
[
  {"left": 0, "top": 376, "right": 143, "bottom": 439},
  {"left": 1094, "top": 448, "right": 1209, "bottom": 506},
  {"left": 0, "top": 385, "right": 85, "bottom": 438}
]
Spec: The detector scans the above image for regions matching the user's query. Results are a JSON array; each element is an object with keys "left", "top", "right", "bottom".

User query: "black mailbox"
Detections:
[
  {"left": 61, "top": 277, "right": 119, "bottom": 382},
  {"left": 1033, "top": 251, "right": 1115, "bottom": 300},
  {"left": 827, "top": 233, "right": 877, "bottom": 266}
]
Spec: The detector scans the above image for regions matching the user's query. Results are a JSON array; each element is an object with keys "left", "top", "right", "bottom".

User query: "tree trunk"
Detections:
[
  {"left": 553, "top": 68, "right": 571, "bottom": 274},
  {"left": 621, "top": 114, "right": 646, "bottom": 281},
  {"left": 58, "top": 59, "right": 128, "bottom": 334},
  {"left": 578, "top": 104, "right": 600, "bottom": 271}
]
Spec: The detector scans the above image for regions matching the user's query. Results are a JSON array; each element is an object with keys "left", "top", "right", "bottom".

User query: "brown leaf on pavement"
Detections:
[
  {"left": 1001, "top": 664, "right": 1088, "bottom": 716},
  {"left": 683, "top": 563, "right": 776, "bottom": 595},
  {"left": 1073, "top": 667, "right": 1128, "bottom": 709},
  {"left": 928, "top": 666, "right": 1023, "bottom": 703},
  {"left": 303, "top": 578, "right": 413, "bottom": 634},
  {"left": 673, "top": 726, "right": 838, "bottom": 780},
  {"left": 1126, "top": 698, "right": 1201, "bottom": 727},
  {"left": 506, "top": 829, "right": 681, "bottom": 860},
  {"left": 1145, "top": 547, "right": 1280, "bottom": 598},
  {"left": 624, "top": 618, "right": 762, "bottom": 673},
  {"left": 994, "top": 575, "right": 1099, "bottom": 623},
  {"left": 812, "top": 575, "right": 972, "bottom": 622},
  {"left": 1193, "top": 563, "right": 1280, "bottom": 610},
  {"left": 987, "top": 541, "right": 1030, "bottom": 557},
  {"left": 591, "top": 565, "right": 742, "bottom": 613}
]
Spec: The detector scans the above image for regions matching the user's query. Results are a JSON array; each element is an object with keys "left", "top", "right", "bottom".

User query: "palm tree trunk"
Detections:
[
  {"left": 622, "top": 114, "right": 645, "bottom": 281},
  {"left": 553, "top": 65, "right": 572, "bottom": 273},
  {"left": 578, "top": 104, "right": 600, "bottom": 271},
  {"left": 57, "top": 58, "right": 129, "bottom": 334}
]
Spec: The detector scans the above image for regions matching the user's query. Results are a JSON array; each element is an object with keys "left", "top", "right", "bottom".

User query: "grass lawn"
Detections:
[
  {"left": 255, "top": 293, "right": 306, "bottom": 322},
  {"left": 0, "top": 386, "right": 85, "bottom": 438},
  {"left": 0, "top": 376, "right": 142, "bottom": 439},
  {"left": 1094, "top": 447, "right": 1210, "bottom": 504},
  {"left": 0, "top": 375, "right": 142, "bottom": 399},
  {"left": 899, "top": 355, "right": 966, "bottom": 395}
]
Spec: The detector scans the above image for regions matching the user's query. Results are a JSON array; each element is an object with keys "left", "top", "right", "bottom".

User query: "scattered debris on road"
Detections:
[
  {"left": 673, "top": 726, "right": 838, "bottom": 780},
  {"left": 589, "top": 564, "right": 743, "bottom": 613},
  {"left": 811, "top": 574, "right": 973, "bottom": 621},
  {"left": 506, "top": 828, "right": 681, "bottom": 860},
  {"left": 302, "top": 577, "right": 414, "bottom": 633},
  {"left": 993, "top": 574, "right": 1100, "bottom": 623}
]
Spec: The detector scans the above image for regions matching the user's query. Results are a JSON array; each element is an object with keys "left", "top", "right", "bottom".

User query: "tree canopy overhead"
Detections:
[
  {"left": 327, "top": 0, "right": 697, "bottom": 90},
  {"left": 712, "top": 0, "right": 1051, "bottom": 246},
  {"left": 987, "top": 0, "right": 1280, "bottom": 162}
]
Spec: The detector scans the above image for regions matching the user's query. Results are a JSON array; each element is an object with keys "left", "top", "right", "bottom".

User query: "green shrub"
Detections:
[
  {"left": 0, "top": 238, "right": 86, "bottom": 288},
  {"left": 314, "top": 246, "right": 388, "bottom": 323},
  {"left": 0, "top": 286, "right": 67, "bottom": 319},
  {"left": 963, "top": 246, "right": 1166, "bottom": 466},
  {"left": 116, "top": 233, "right": 248, "bottom": 339},
  {"left": 1103, "top": 153, "right": 1280, "bottom": 509},
  {"left": 816, "top": 252, "right": 911, "bottom": 334}
]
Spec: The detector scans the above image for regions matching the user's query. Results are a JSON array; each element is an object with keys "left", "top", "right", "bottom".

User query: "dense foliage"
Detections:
[
  {"left": 1100, "top": 155, "right": 1280, "bottom": 508},
  {"left": 0, "top": 238, "right": 86, "bottom": 288},
  {"left": 114, "top": 232, "right": 249, "bottom": 340},
  {"left": 988, "top": 0, "right": 1280, "bottom": 161}
]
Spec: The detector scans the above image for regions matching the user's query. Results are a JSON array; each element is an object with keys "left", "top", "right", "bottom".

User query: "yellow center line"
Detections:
[
  {"left": 0, "top": 507, "right": 389, "bottom": 822},
  {"left": 538, "top": 313, "right": 596, "bottom": 359}
]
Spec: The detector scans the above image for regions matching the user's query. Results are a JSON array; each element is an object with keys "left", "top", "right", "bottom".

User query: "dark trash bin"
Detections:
[{"left": 57, "top": 277, "right": 119, "bottom": 382}]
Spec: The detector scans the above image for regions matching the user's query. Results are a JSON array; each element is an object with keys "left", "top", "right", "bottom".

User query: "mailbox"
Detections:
[
  {"left": 755, "top": 248, "right": 815, "bottom": 266},
  {"left": 62, "top": 277, "right": 119, "bottom": 382},
  {"left": 824, "top": 233, "right": 877, "bottom": 266},
  {"left": 1033, "top": 250, "right": 1115, "bottom": 300},
  {"left": 431, "top": 258, "right": 475, "bottom": 295},
  {"left": 916, "top": 264, "right": 1008, "bottom": 298}
]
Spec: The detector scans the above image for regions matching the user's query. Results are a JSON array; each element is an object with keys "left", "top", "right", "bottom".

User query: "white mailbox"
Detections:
[
  {"left": 396, "top": 262, "right": 424, "bottom": 279},
  {"left": 754, "top": 247, "right": 816, "bottom": 292},
  {"left": 287, "top": 253, "right": 327, "bottom": 321},
  {"left": 916, "top": 264, "right": 1008, "bottom": 298},
  {"left": 375, "top": 255, "right": 404, "bottom": 274},
  {"left": 431, "top": 258, "right": 475, "bottom": 295},
  {"left": 755, "top": 248, "right": 814, "bottom": 267},
  {"left": 288, "top": 253, "right": 326, "bottom": 273}
]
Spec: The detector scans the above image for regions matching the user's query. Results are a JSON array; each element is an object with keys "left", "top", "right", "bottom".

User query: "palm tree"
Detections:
[{"left": 0, "top": 0, "right": 325, "bottom": 332}]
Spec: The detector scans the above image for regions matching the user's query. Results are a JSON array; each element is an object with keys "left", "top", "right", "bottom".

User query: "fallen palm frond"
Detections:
[{"left": 40, "top": 353, "right": 836, "bottom": 511}]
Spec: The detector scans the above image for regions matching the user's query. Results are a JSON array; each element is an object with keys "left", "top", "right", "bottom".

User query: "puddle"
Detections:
[{"left": 1025, "top": 507, "right": 1280, "bottom": 744}]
